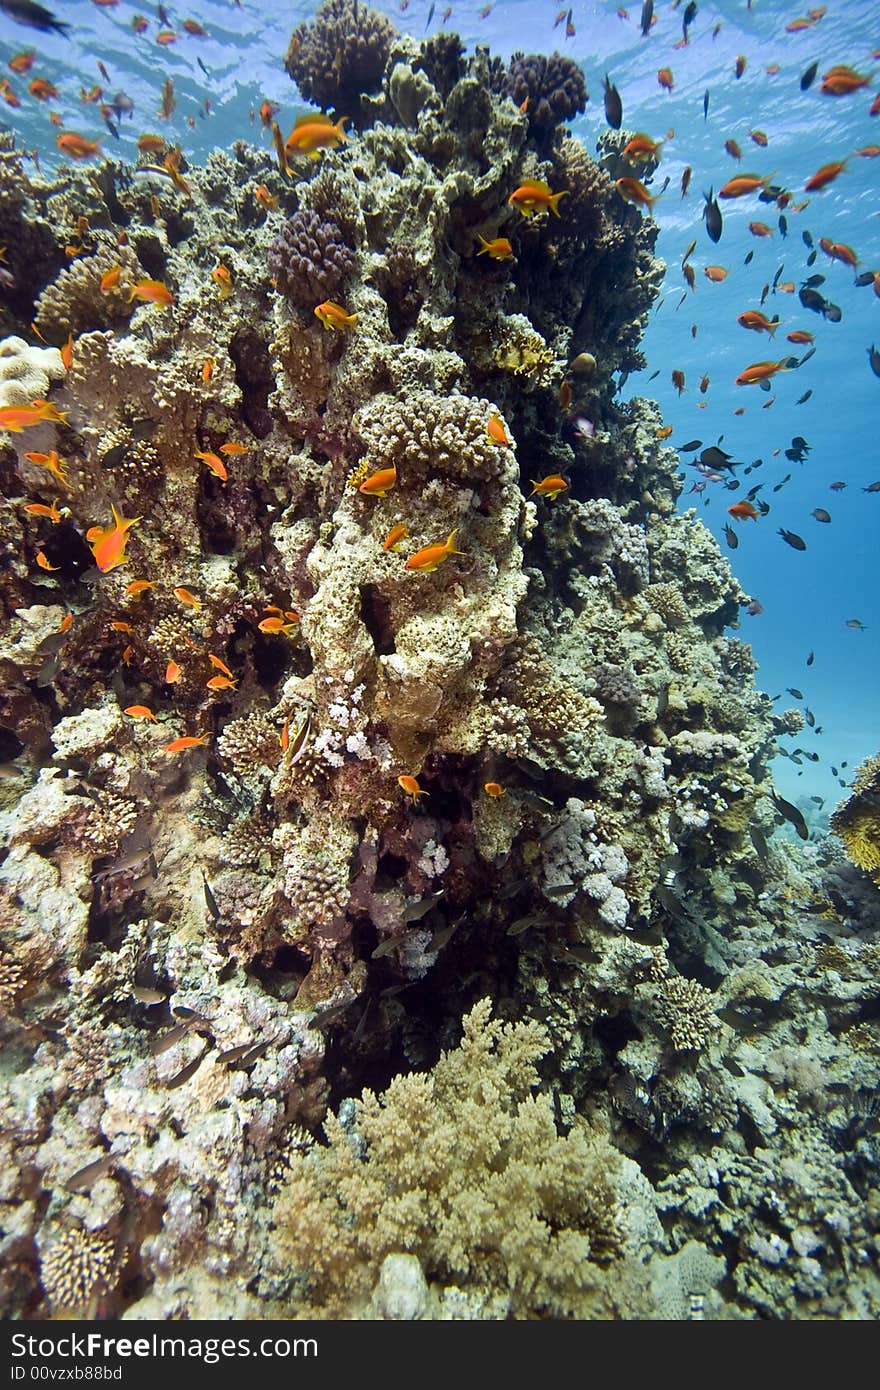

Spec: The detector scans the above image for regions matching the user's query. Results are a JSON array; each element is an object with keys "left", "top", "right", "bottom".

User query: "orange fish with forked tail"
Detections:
[
  {"left": 86, "top": 504, "right": 141, "bottom": 572},
  {"left": 285, "top": 112, "right": 348, "bottom": 159},
  {"left": 735, "top": 359, "right": 792, "bottom": 386},
  {"left": 404, "top": 530, "right": 465, "bottom": 573},
  {"left": 359, "top": 465, "right": 396, "bottom": 496},
  {"left": 508, "top": 179, "right": 568, "bottom": 218},
  {"left": 56, "top": 132, "right": 102, "bottom": 159}
]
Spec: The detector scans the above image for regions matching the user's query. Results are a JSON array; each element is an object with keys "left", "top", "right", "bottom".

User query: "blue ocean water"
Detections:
[{"left": 1, "top": 0, "right": 876, "bottom": 814}]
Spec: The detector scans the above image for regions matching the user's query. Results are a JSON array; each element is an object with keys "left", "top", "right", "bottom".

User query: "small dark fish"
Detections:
[
  {"left": 746, "top": 599, "right": 764, "bottom": 615},
  {"left": 700, "top": 445, "right": 734, "bottom": 470},
  {"left": 786, "top": 687, "right": 804, "bottom": 699},
  {"left": 804, "top": 708, "right": 816, "bottom": 728},
  {"left": 811, "top": 508, "right": 831, "bottom": 523},
  {"left": 702, "top": 188, "right": 722, "bottom": 243},
  {"left": 703, "top": 88, "right": 709, "bottom": 120},
  {"left": 165, "top": 1044, "right": 210, "bottom": 1089},
  {"left": 778, "top": 215, "right": 788, "bottom": 238},
  {"left": 804, "top": 273, "right": 826, "bottom": 287},
  {"left": 723, "top": 523, "right": 738, "bottom": 549},
  {"left": 800, "top": 60, "right": 819, "bottom": 92},
  {"left": 810, "top": 796, "right": 825, "bottom": 808},
  {"left": 802, "top": 230, "right": 814, "bottom": 249},
  {"left": 724, "top": 478, "right": 741, "bottom": 491},
  {"left": 102, "top": 112, "right": 120, "bottom": 141},
  {"left": 110, "top": 91, "right": 134, "bottom": 118},
  {"left": 198, "top": 56, "right": 211, "bottom": 78},
  {"left": 854, "top": 270, "right": 876, "bottom": 288},
  {"left": 428, "top": 919, "right": 461, "bottom": 952},
  {"left": 868, "top": 345, "right": 880, "bottom": 379},
  {"left": 544, "top": 882, "right": 578, "bottom": 899},
  {"left": 796, "top": 390, "right": 812, "bottom": 405},
  {"left": 772, "top": 791, "right": 809, "bottom": 841},
  {"left": 217, "top": 1042, "right": 255, "bottom": 1065},
  {"left": 202, "top": 872, "right": 221, "bottom": 920},
  {"left": 307, "top": 998, "right": 356, "bottom": 1030},
  {"left": 0, "top": 0, "right": 68, "bottom": 34},
  {"left": 507, "top": 913, "right": 553, "bottom": 937},
  {"left": 36, "top": 629, "right": 69, "bottom": 656},
  {"left": 640, "top": 0, "right": 654, "bottom": 37},
  {"left": 749, "top": 826, "right": 770, "bottom": 858},
  {"left": 603, "top": 74, "right": 623, "bottom": 129},
  {"left": 65, "top": 1154, "right": 114, "bottom": 1193},
  {"left": 233, "top": 1039, "right": 273, "bottom": 1068},
  {"left": 35, "top": 654, "right": 60, "bottom": 687},
  {"left": 679, "top": 439, "right": 702, "bottom": 452},
  {"left": 130, "top": 417, "right": 159, "bottom": 441},
  {"left": 799, "top": 288, "right": 827, "bottom": 315},
  {"left": 425, "top": 1, "right": 434, "bottom": 27},
  {"left": 371, "top": 934, "right": 407, "bottom": 959},
  {"left": 845, "top": 618, "right": 867, "bottom": 630},
  {"left": 150, "top": 1021, "right": 192, "bottom": 1057},
  {"left": 682, "top": 0, "right": 697, "bottom": 42},
  {"left": 743, "top": 249, "right": 754, "bottom": 265},
  {"left": 863, "top": 481, "right": 880, "bottom": 493},
  {"left": 101, "top": 442, "right": 127, "bottom": 468},
  {"left": 131, "top": 985, "right": 166, "bottom": 1005},
  {"left": 158, "top": 3, "right": 171, "bottom": 23},
  {"left": 778, "top": 528, "right": 806, "bottom": 550},
  {"left": 517, "top": 789, "right": 556, "bottom": 813},
  {"left": 497, "top": 876, "right": 528, "bottom": 900},
  {"left": 825, "top": 302, "right": 842, "bottom": 323},
  {"left": 772, "top": 474, "right": 791, "bottom": 493},
  {"left": 681, "top": 165, "right": 692, "bottom": 197},
  {"left": 831, "top": 766, "right": 839, "bottom": 776},
  {"left": 402, "top": 892, "right": 444, "bottom": 922},
  {"left": 806, "top": 651, "right": 814, "bottom": 666}
]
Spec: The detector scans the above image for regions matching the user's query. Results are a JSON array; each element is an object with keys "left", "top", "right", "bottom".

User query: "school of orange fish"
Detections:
[{"left": 0, "top": 0, "right": 877, "bottom": 802}]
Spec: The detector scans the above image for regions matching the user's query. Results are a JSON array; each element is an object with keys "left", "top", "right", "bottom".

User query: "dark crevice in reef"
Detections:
[
  {"left": 229, "top": 330, "right": 274, "bottom": 438},
  {"left": 359, "top": 583, "right": 396, "bottom": 655}
]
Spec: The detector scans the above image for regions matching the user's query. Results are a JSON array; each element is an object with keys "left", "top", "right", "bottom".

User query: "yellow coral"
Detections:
[{"left": 831, "top": 751, "right": 880, "bottom": 879}]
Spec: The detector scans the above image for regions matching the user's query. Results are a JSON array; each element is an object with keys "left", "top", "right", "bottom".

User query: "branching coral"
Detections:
[
  {"left": 273, "top": 999, "right": 628, "bottom": 1317},
  {"left": 830, "top": 751, "right": 880, "bottom": 880}
]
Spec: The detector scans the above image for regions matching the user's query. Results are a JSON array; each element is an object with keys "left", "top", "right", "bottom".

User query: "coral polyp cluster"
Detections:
[{"left": 0, "top": 4, "right": 878, "bottom": 1323}]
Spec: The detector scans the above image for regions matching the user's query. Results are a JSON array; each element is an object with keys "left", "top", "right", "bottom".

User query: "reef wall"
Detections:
[{"left": 0, "top": 1, "right": 878, "bottom": 1320}]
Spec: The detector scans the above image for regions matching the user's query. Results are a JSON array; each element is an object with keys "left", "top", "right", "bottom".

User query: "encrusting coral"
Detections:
[{"left": 0, "top": 9, "right": 878, "bottom": 1324}]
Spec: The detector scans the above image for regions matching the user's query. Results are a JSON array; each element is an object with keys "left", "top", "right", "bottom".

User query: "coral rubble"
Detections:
[{"left": 0, "top": 15, "right": 878, "bottom": 1324}]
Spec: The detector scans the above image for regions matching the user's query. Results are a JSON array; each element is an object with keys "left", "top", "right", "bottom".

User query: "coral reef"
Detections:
[{"left": 0, "top": 17, "right": 878, "bottom": 1325}]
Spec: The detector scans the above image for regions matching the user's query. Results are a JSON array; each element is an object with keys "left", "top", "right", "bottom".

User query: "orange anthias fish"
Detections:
[
  {"left": 164, "top": 734, "right": 209, "bottom": 753},
  {"left": 29, "top": 78, "right": 59, "bottom": 101},
  {"left": 656, "top": 425, "right": 673, "bottom": 439},
  {"left": 820, "top": 65, "right": 871, "bottom": 96},
  {"left": 738, "top": 310, "right": 779, "bottom": 334},
  {"left": 804, "top": 160, "right": 847, "bottom": 192},
  {"left": 211, "top": 263, "right": 233, "bottom": 299},
  {"left": 508, "top": 179, "right": 568, "bottom": 218},
  {"left": 285, "top": 112, "right": 349, "bottom": 160},
  {"left": 314, "top": 299, "right": 357, "bottom": 330},
  {"left": 615, "top": 177, "right": 660, "bottom": 209},
  {"left": 258, "top": 615, "right": 297, "bottom": 635},
  {"left": 260, "top": 100, "right": 280, "bottom": 128},
  {"left": 727, "top": 501, "right": 760, "bottom": 521},
  {"left": 165, "top": 659, "right": 182, "bottom": 683},
  {"left": 704, "top": 266, "right": 728, "bottom": 282},
  {"left": 86, "top": 505, "right": 141, "bottom": 573},
  {"left": 819, "top": 237, "right": 858, "bottom": 267},
  {"left": 622, "top": 133, "right": 664, "bottom": 163},
  {"left": 2, "top": 402, "right": 68, "bottom": 433},
  {"left": 530, "top": 475, "right": 568, "bottom": 499},
  {"left": 404, "top": 530, "right": 465, "bottom": 573},
  {"left": 9, "top": 52, "right": 36, "bottom": 75},
  {"left": 749, "top": 221, "right": 774, "bottom": 237},
  {"left": 657, "top": 67, "right": 674, "bottom": 91},
  {"left": 194, "top": 448, "right": 228, "bottom": 481},
  {"left": 182, "top": 19, "right": 208, "bottom": 36},
  {"left": 137, "top": 133, "right": 167, "bottom": 154},
  {"left": 23, "top": 498, "right": 65, "bottom": 523},
  {"left": 60, "top": 332, "right": 73, "bottom": 370},
  {"left": 487, "top": 413, "right": 511, "bottom": 446},
  {"left": 124, "top": 704, "right": 157, "bottom": 721},
  {"left": 125, "top": 579, "right": 153, "bottom": 596},
  {"left": 1, "top": 79, "right": 21, "bottom": 108},
  {"left": 255, "top": 184, "right": 279, "bottom": 210},
  {"left": 735, "top": 359, "right": 792, "bottom": 386},
  {"left": 35, "top": 550, "right": 59, "bottom": 571},
  {"left": 174, "top": 586, "right": 202, "bottom": 609},
  {"left": 24, "top": 449, "right": 69, "bottom": 485},
  {"left": 398, "top": 774, "right": 428, "bottom": 804},
  {"left": 382, "top": 523, "right": 408, "bottom": 552},
  {"left": 128, "top": 278, "right": 175, "bottom": 307},
  {"left": 219, "top": 442, "right": 247, "bottom": 456},
  {"left": 206, "top": 674, "right": 237, "bottom": 691},
  {"left": 476, "top": 234, "right": 514, "bottom": 260},
  {"left": 484, "top": 782, "right": 505, "bottom": 797},
  {"left": 786, "top": 330, "right": 814, "bottom": 344},
  {"left": 208, "top": 653, "right": 234, "bottom": 679},
  {"left": 56, "top": 132, "right": 102, "bottom": 159},
  {"left": 359, "top": 465, "right": 397, "bottom": 497},
  {"left": 719, "top": 172, "right": 775, "bottom": 198},
  {"left": 100, "top": 265, "right": 122, "bottom": 292},
  {"left": 725, "top": 139, "right": 743, "bottom": 161}
]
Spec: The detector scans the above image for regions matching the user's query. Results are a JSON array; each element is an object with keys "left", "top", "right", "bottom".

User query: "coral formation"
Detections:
[{"left": 0, "top": 14, "right": 878, "bottom": 1326}]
